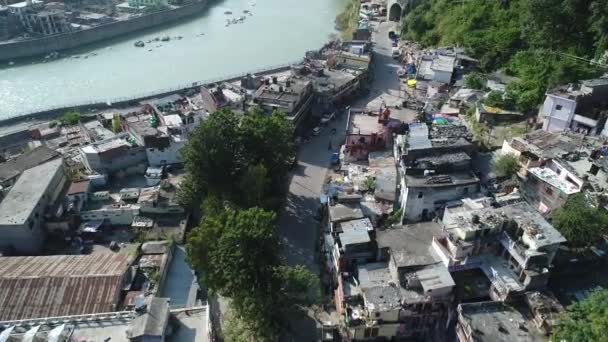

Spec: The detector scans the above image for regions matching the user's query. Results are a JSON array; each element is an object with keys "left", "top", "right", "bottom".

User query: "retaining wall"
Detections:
[
  {"left": 0, "top": 62, "right": 297, "bottom": 127},
  {"left": 0, "top": 0, "right": 208, "bottom": 62}
]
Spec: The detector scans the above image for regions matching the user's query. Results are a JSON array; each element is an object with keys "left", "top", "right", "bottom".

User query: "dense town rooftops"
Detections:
[
  {"left": 444, "top": 201, "right": 566, "bottom": 248},
  {"left": 0, "top": 158, "right": 63, "bottom": 226},
  {"left": 0, "top": 252, "right": 133, "bottom": 320},
  {"left": 347, "top": 112, "right": 383, "bottom": 135},
  {"left": 527, "top": 166, "right": 581, "bottom": 195}
]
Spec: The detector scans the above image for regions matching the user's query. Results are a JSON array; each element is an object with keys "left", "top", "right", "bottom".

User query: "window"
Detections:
[
  {"left": 555, "top": 105, "right": 563, "bottom": 110},
  {"left": 418, "top": 192, "right": 423, "bottom": 199},
  {"left": 371, "top": 328, "right": 379, "bottom": 337},
  {"left": 463, "top": 187, "right": 469, "bottom": 195}
]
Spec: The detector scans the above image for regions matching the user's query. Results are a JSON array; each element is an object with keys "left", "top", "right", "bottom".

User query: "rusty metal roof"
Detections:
[{"left": 0, "top": 253, "right": 134, "bottom": 320}]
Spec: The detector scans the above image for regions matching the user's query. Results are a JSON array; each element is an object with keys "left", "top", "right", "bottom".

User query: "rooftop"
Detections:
[
  {"left": 0, "top": 146, "right": 59, "bottom": 184},
  {"left": 0, "top": 252, "right": 133, "bottom": 320},
  {"left": 528, "top": 166, "right": 581, "bottom": 195},
  {"left": 67, "top": 180, "right": 90, "bottom": 195},
  {"left": 337, "top": 218, "right": 373, "bottom": 246},
  {"left": 404, "top": 172, "right": 479, "bottom": 188},
  {"left": 508, "top": 130, "right": 583, "bottom": 159},
  {"left": 328, "top": 203, "right": 364, "bottom": 223},
  {"left": 376, "top": 223, "right": 444, "bottom": 268},
  {"left": 348, "top": 112, "right": 383, "bottom": 135},
  {"left": 126, "top": 298, "right": 170, "bottom": 339},
  {"left": 0, "top": 158, "right": 63, "bottom": 226},
  {"left": 458, "top": 301, "right": 544, "bottom": 342}
]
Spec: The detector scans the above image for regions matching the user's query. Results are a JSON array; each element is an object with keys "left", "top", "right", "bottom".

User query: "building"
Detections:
[
  {"left": 475, "top": 103, "right": 524, "bottom": 125},
  {"left": 343, "top": 108, "right": 392, "bottom": 161},
  {"left": 540, "top": 78, "right": 608, "bottom": 135},
  {"left": 8, "top": 1, "right": 71, "bottom": 36},
  {"left": 126, "top": 297, "right": 170, "bottom": 341},
  {"left": 0, "top": 252, "right": 134, "bottom": 320},
  {"left": 253, "top": 76, "right": 314, "bottom": 129},
  {"left": 0, "top": 145, "right": 60, "bottom": 188},
  {"left": 66, "top": 179, "right": 91, "bottom": 213},
  {"left": 418, "top": 54, "right": 456, "bottom": 84},
  {"left": 432, "top": 201, "right": 566, "bottom": 301},
  {"left": 336, "top": 223, "right": 455, "bottom": 341},
  {"left": 456, "top": 301, "right": 546, "bottom": 342},
  {"left": 0, "top": 159, "right": 66, "bottom": 254},
  {"left": 80, "top": 137, "right": 147, "bottom": 175},
  {"left": 395, "top": 123, "right": 479, "bottom": 222},
  {"left": 501, "top": 130, "right": 608, "bottom": 213}
]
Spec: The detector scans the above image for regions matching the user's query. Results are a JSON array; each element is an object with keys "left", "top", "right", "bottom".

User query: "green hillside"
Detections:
[{"left": 401, "top": 0, "right": 607, "bottom": 111}]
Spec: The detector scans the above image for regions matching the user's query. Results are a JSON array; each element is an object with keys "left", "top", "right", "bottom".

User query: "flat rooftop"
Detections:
[
  {"left": 348, "top": 112, "right": 382, "bottom": 135},
  {"left": 328, "top": 203, "right": 364, "bottom": 223},
  {"left": 338, "top": 218, "right": 373, "bottom": 246},
  {"left": 458, "top": 301, "right": 543, "bottom": 342},
  {"left": 528, "top": 167, "right": 580, "bottom": 194},
  {"left": 376, "top": 223, "right": 444, "bottom": 268},
  {"left": 0, "top": 158, "right": 63, "bottom": 226},
  {"left": 0, "top": 252, "right": 133, "bottom": 320}
]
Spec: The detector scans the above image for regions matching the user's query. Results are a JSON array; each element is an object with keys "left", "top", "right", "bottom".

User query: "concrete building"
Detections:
[
  {"left": 66, "top": 179, "right": 91, "bottom": 213},
  {"left": 0, "top": 252, "right": 134, "bottom": 320},
  {"left": 395, "top": 123, "right": 479, "bottom": 222},
  {"left": 253, "top": 76, "right": 314, "bottom": 129},
  {"left": 336, "top": 223, "right": 455, "bottom": 341},
  {"left": 418, "top": 54, "right": 456, "bottom": 84},
  {"left": 80, "top": 137, "right": 147, "bottom": 175},
  {"left": 456, "top": 301, "right": 546, "bottom": 342},
  {"left": 475, "top": 102, "right": 524, "bottom": 125},
  {"left": 431, "top": 201, "right": 566, "bottom": 302},
  {"left": 501, "top": 130, "right": 608, "bottom": 213},
  {"left": 8, "top": 1, "right": 71, "bottom": 36},
  {"left": 81, "top": 203, "right": 139, "bottom": 225},
  {"left": 343, "top": 108, "right": 392, "bottom": 161},
  {"left": 540, "top": 78, "right": 608, "bottom": 135},
  {"left": 0, "top": 158, "right": 66, "bottom": 254}
]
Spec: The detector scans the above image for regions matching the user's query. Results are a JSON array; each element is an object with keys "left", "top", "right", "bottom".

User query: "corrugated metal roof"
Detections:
[{"left": 0, "top": 253, "right": 133, "bottom": 321}]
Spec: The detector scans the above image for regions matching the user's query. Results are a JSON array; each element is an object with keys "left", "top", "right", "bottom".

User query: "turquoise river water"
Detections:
[{"left": 0, "top": 0, "right": 347, "bottom": 119}]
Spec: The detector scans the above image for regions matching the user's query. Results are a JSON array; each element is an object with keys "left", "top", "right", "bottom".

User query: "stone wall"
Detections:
[{"left": 0, "top": 0, "right": 208, "bottom": 62}]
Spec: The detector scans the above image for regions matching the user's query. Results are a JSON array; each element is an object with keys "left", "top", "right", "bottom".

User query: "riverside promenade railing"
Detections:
[{"left": 0, "top": 60, "right": 301, "bottom": 124}]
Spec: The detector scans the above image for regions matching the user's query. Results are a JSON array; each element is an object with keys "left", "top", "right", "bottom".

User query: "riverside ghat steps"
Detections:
[{"left": 0, "top": 0, "right": 209, "bottom": 62}]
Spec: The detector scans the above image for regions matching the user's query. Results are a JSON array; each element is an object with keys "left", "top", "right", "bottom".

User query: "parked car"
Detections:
[
  {"left": 320, "top": 112, "right": 335, "bottom": 124},
  {"left": 312, "top": 126, "right": 323, "bottom": 136}
]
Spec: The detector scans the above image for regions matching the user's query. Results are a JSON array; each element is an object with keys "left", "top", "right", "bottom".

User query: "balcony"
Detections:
[{"left": 499, "top": 231, "right": 528, "bottom": 268}]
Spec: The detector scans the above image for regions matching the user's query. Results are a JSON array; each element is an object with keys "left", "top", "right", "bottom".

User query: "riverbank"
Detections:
[
  {"left": 0, "top": 0, "right": 346, "bottom": 119},
  {"left": 0, "top": 1, "right": 210, "bottom": 62}
]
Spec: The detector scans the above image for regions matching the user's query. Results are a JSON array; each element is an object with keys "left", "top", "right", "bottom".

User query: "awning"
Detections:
[{"left": 0, "top": 326, "right": 14, "bottom": 342}]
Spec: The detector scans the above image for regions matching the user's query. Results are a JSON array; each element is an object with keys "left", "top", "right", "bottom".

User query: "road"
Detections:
[{"left": 277, "top": 20, "right": 410, "bottom": 341}]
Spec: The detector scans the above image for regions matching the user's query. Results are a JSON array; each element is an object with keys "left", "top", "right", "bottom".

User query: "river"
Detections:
[{"left": 0, "top": 0, "right": 347, "bottom": 119}]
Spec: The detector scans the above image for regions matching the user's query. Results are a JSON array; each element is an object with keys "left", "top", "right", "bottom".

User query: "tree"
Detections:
[
  {"left": 112, "top": 114, "right": 122, "bottom": 133},
  {"left": 239, "top": 164, "right": 269, "bottom": 208},
  {"left": 464, "top": 72, "right": 487, "bottom": 90},
  {"left": 179, "top": 109, "right": 294, "bottom": 209},
  {"left": 552, "top": 289, "right": 608, "bottom": 342},
  {"left": 551, "top": 193, "right": 608, "bottom": 248},
  {"left": 484, "top": 90, "right": 506, "bottom": 108},
  {"left": 186, "top": 206, "right": 318, "bottom": 339},
  {"left": 61, "top": 111, "right": 80, "bottom": 126},
  {"left": 492, "top": 153, "right": 520, "bottom": 178}
]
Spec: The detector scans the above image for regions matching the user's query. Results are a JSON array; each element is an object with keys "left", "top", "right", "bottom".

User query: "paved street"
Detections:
[{"left": 277, "top": 20, "right": 412, "bottom": 341}]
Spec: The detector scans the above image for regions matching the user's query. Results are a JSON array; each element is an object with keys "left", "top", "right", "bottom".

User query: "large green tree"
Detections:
[
  {"left": 186, "top": 206, "right": 318, "bottom": 339},
  {"left": 178, "top": 109, "right": 294, "bottom": 209},
  {"left": 551, "top": 193, "right": 608, "bottom": 248},
  {"left": 492, "top": 153, "right": 520, "bottom": 178},
  {"left": 552, "top": 289, "right": 608, "bottom": 342}
]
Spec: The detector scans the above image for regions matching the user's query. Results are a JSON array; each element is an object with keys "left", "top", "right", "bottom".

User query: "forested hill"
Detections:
[{"left": 401, "top": 0, "right": 608, "bottom": 111}]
